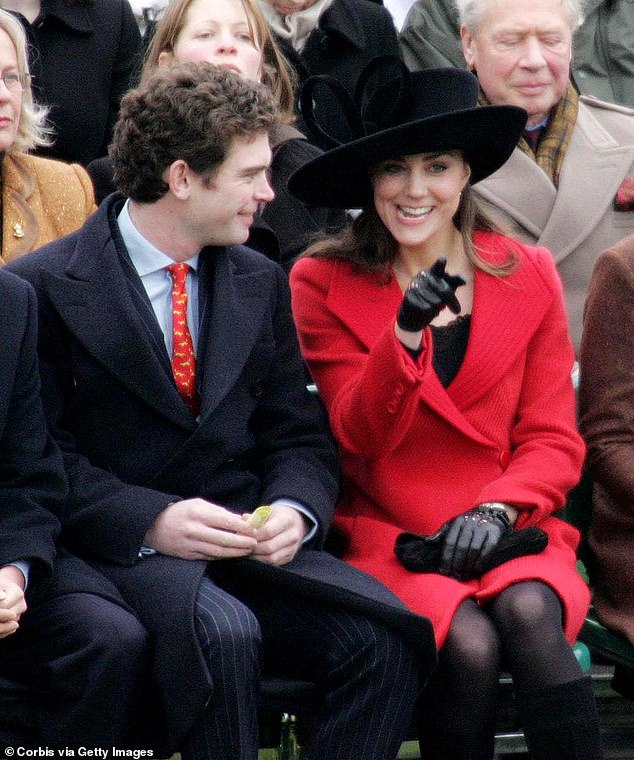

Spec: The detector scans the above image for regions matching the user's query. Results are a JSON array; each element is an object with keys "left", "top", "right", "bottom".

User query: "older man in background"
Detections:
[{"left": 401, "top": 0, "right": 634, "bottom": 108}]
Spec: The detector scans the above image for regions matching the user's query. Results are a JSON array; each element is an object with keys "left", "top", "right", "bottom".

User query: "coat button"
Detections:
[
  {"left": 318, "top": 32, "right": 330, "bottom": 51},
  {"left": 250, "top": 381, "right": 264, "bottom": 399},
  {"left": 499, "top": 450, "right": 511, "bottom": 469}
]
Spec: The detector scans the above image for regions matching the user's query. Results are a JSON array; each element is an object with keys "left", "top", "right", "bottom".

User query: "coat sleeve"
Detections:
[
  {"left": 0, "top": 273, "right": 65, "bottom": 585},
  {"left": 106, "top": 0, "right": 143, "bottom": 150},
  {"left": 71, "top": 163, "right": 98, "bottom": 216},
  {"left": 579, "top": 242, "right": 634, "bottom": 501},
  {"left": 474, "top": 249, "right": 585, "bottom": 524},
  {"left": 290, "top": 256, "right": 438, "bottom": 459},
  {"left": 572, "top": 0, "right": 634, "bottom": 106},
  {"left": 399, "top": 0, "right": 466, "bottom": 72}
]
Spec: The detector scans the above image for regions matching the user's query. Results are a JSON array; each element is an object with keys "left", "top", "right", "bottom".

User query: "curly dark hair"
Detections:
[{"left": 111, "top": 61, "right": 279, "bottom": 202}]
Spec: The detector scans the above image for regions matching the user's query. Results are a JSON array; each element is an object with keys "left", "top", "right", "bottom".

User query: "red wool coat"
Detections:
[{"left": 290, "top": 230, "right": 590, "bottom": 647}]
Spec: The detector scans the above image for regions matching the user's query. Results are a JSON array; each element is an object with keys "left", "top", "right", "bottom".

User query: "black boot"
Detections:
[{"left": 516, "top": 676, "right": 603, "bottom": 759}]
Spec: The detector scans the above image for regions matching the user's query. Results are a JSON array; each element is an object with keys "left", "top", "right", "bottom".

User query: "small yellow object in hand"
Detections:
[{"left": 248, "top": 505, "right": 272, "bottom": 528}]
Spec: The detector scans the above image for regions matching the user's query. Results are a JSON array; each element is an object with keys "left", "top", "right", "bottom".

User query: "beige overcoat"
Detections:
[{"left": 474, "top": 96, "right": 634, "bottom": 351}]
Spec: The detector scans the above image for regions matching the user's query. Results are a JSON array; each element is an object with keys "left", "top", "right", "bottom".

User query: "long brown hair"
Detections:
[
  {"left": 143, "top": 0, "right": 296, "bottom": 122},
  {"left": 302, "top": 184, "right": 517, "bottom": 278}
]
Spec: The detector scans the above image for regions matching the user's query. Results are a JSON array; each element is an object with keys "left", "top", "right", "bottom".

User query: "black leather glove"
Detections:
[
  {"left": 440, "top": 505, "right": 512, "bottom": 581},
  {"left": 397, "top": 257, "right": 466, "bottom": 332},
  {"left": 395, "top": 524, "right": 548, "bottom": 580}
]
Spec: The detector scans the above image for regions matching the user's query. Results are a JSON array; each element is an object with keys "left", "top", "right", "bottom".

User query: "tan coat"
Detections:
[
  {"left": 474, "top": 97, "right": 634, "bottom": 351},
  {"left": 2, "top": 152, "right": 95, "bottom": 263},
  {"left": 578, "top": 233, "right": 634, "bottom": 645}
]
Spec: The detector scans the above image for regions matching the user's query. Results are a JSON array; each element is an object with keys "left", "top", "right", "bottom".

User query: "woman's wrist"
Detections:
[
  {"left": 477, "top": 501, "right": 519, "bottom": 526},
  {"left": 394, "top": 322, "right": 423, "bottom": 350}
]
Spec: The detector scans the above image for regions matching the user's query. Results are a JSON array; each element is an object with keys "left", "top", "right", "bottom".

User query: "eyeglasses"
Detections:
[{"left": 0, "top": 71, "right": 30, "bottom": 92}]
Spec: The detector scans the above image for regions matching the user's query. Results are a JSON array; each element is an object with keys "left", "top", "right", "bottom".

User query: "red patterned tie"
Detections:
[{"left": 167, "top": 263, "right": 200, "bottom": 415}]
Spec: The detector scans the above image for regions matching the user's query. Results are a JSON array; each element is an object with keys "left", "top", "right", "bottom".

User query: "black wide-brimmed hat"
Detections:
[{"left": 288, "top": 57, "right": 527, "bottom": 209}]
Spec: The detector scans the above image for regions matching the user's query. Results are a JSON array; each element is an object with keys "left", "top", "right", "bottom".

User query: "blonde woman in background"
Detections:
[{"left": 0, "top": 9, "right": 95, "bottom": 263}]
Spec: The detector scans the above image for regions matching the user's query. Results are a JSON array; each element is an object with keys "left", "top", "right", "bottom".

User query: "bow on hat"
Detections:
[{"left": 299, "top": 55, "right": 416, "bottom": 149}]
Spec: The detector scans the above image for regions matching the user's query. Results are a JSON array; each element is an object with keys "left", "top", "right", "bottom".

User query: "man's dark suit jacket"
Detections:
[
  {"left": 0, "top": 269, "right": 133, "bottom": 744},
  {"left": 0, "top": 270, "right": 118, "bottom": 598},
  {"left": 8, "top": 195, "right": 435, "bottom": 751},
  {"left": 0, "top": 269, "right": 63, "bottom": 583}
]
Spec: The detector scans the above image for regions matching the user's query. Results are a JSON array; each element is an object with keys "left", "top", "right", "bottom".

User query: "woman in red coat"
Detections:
[{"left": 289, "top": 61, "right": 601, "bottom": 760}]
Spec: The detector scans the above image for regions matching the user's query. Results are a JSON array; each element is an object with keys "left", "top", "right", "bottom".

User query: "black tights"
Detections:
[{"left": 418, "top": 581, "right": 583, "bottom": 760}]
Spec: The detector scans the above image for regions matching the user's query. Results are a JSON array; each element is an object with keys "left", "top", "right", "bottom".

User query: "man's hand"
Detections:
[
  {"left": 144, "top": 498, "right": 258, "bottom": 560},
  {"left": 245, "top": 504, "right": 309, "bottom": 566},
  {"left": 0, "top": 566, "right": 27, "bottom": 639}
]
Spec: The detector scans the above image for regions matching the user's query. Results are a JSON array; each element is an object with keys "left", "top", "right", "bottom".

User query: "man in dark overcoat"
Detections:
[
  {"left": 0, "top": 268, "right": 148, "bottom": 749},
  {"left": 7, "top": 62, "right": 436, "bottom": 760}
]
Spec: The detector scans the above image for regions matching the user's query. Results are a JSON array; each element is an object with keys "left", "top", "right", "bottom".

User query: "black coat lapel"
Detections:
[
  {"left": 197, "top": 246, "right": 273, "bottom": 419},
  {"left": 44, "top": 205, "right": 196, "bottom": 430}
]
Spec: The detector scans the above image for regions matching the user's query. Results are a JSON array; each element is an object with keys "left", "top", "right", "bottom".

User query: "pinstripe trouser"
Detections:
[{"left": 181, "top": 574, "right": 421, "bottom": 760}]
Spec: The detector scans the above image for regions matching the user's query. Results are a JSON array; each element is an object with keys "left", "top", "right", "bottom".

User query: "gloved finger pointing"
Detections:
[
  {"left": 444, "top": 272, "right": 467, "bottom": 291},
  {"left": 429, "top": 257, "right": 448, "bottom": 279},
  {"left": 442, "top": 289, "right": 462, "bottom": 315}
]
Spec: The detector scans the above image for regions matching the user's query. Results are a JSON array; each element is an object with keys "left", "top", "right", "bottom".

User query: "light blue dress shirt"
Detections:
[
  {"left": 4, "top": 561, "right": 28, "bottom": 589},
  {"left": 118, "top": 200, "right": 199, "bottom": 356}
]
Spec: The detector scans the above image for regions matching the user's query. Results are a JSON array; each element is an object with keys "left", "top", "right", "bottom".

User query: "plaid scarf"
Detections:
[{"left": 480, "top": 82, "right": 579, "bottom": 187}]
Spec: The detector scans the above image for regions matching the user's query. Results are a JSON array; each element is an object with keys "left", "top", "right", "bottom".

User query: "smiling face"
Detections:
[
  {"left": 186, "top": 131, "right": 274, "bottom": 247},
  {"left": 0, "top": 27, "right": 22, "bottom": 153},
  {"left": 159, "top": 0, "right": 263, "bottom": 82},
  {"left": 372, "top": 152, "right": 470, "bottom": 258},
  {"left": 461, "top": 0, "right": 572, "bottom": 126}
]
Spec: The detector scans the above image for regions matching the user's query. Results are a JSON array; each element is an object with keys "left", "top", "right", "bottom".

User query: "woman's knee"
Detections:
[
  {"left": 442, "top": 602, "right": 501, "bottom": 677},
  {"left": 489, "top": 582, "right": 563, "bottom": 637}
]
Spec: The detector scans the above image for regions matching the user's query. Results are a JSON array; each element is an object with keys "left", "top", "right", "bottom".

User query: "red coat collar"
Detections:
[{"left": 324, "top": 231, "right": 557, "bottom": 409}]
